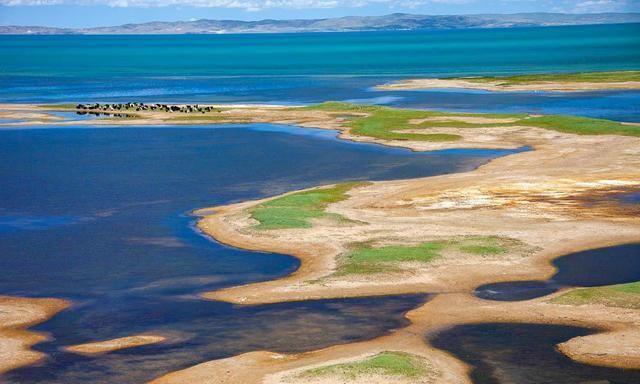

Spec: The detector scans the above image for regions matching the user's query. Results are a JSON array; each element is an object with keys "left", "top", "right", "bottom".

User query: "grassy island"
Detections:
[
  {"left": 452, "top": 70, "right": 640, "bottom": 85},
  {"left": 306, "top": 102, "right": 640, "bottom": 140},
  {"left": 296, "top": 351, "right": 433, "bottom": 382},
  {"left": 377, "top": 70, "right": 640, "bottom": 92},
  {"left": 337, "top": 236, "right": 512, "bottom": 275}
]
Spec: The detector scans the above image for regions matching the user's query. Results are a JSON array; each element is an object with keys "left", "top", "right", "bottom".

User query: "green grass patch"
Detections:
[
  {"left": 305, "top": 102, "right": 640, "bottom": 140},
  {"left": 301, "top": 101, "right": 384, "bottom": 113},
  {"left": 340, "top": 242, "right": 445, "bottom": 275},
  {"left": 552, "top": 281, "right": 640, "bottom": 309},
  {"left": 523, "top": 114, "right": 640, "bottom": 136},
  {"left": 251, "top": 182, "right": 365, "bottom": 230},
  {"left": 454, "top": 71, "right": 640, "bottom": 85},
  {"left": 337, "top": 236, "right": 512, "bottom": 276},
  {"left": 300, "top": 351, "right": 430, "bottom": 381},
  {"left": 38, "top": 103, "right": 77, "bottom": 110}
]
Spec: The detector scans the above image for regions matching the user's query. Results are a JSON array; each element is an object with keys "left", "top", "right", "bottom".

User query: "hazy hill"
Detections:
[{"left": 1, "top": 12, "right": 639, "bottom": 35}]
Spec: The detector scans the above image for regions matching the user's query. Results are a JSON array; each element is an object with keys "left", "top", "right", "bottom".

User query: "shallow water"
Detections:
[
  {"left": 0, "top": 124, "right": 517, "bottom": 383},
  {"left": 475, "top": 243, "right": 640, "bottom": 301},
  {"left": 8, "top": 294, "right": 428, "bottom": 384},
  {"left": 429, "top": 322, "right": 640, "bottom": 384}
]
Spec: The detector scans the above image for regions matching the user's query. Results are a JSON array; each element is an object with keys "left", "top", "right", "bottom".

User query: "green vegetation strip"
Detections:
[
  {"left": 338, "top": 236, "right": 509, "bottom": 275},
  {"left": 552, "top": 281, "right": 640, "bottom": 309},
  {"left": 299, "top": 351, "right": 430, "bottom": 380},
  {"left": 251, "top": 182, "right": 365, "bottom": 230},
  {"left": 452, "top": 70, "right": 640, "bottom": 85},
  {"left": 305, "top": 102, "right": 640, "bottom": 140}
]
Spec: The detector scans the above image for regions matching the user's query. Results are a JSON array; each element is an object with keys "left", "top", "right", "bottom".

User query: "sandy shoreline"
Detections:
[
  {"left": 375, "top": 78, "right": 640, "bottom": 92},
  {"left": 0, "top": 296, "right": 69, "bottom": 374}
]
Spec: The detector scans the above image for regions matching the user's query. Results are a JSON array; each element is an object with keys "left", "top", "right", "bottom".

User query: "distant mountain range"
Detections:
[{"left": 2, "top": 13, "right": 639, "bottom": 35}]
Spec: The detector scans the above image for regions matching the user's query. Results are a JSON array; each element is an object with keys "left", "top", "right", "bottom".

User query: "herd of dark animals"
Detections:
[{"left": 75, "top": 102, "right": 222, "bottom": 115}]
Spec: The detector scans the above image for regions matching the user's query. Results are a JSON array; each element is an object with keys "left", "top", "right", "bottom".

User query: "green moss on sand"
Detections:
[
  {"left": 251, "top": 182, "right": 365, "bottom": 230},
  {"left": 457, "top": 71, "right": 640, "bottom": 85},
  {"left": 337, "top": 236, "right": 510, "bottom": 275},
  {"left": 552, "top": 281, "right": 640, "bottom": 309},
  {"left": 305, "top": 102, "right": 640, "bottom": 141},
  {"left": 300, "top": 351, "right": 431, "bottom": 381},
  {"left": 38, "top": 103, "right": 77, "bottom": 110}
]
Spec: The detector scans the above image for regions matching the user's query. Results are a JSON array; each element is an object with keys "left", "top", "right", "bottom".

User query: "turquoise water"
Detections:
[
  {"left": 3, "top": 24, "right": 639, "bottom": 77},
  {"left": 1, "top": 24, "right": 640, "bottom": 121}
]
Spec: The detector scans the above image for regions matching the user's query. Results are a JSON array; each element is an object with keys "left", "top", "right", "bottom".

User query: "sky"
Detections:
[{"left": 0, "top": 0, "right": 639, "bottom": 28}]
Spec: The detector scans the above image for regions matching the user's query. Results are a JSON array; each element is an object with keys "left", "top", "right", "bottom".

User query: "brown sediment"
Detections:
[
  {"left": 0, "top": 295, "right": 69, "bottom": 374},
  {"left": 375, "top": 78, "right": 640, "bottom": 92},
  {"left": 64, "top": 335, "right": 166, "bottom": 356}
]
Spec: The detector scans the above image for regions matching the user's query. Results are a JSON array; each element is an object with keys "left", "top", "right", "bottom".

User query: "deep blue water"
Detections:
[
  {"left": 1, "top": 24, "right": 640, "bottom": 121},
  {"left": 0, "top": 124, "right": 518, "bottom": 383}
]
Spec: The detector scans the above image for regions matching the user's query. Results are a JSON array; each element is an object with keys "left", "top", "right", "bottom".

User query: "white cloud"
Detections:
[
  {"left": 572, "top": 0, "right": 631, "bottom": 12},
  {"left": 547, "top": 0, "right": 635, "bottom": 13}
]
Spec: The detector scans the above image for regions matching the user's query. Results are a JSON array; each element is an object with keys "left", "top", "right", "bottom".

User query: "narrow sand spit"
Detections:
[
  {"left": 375, "top": 78, "right": 640, "bottom": 92},
  {"left": 0, "top": 296, "right": 69, "bottom": 374},
  {"left": 64, "top": 335, "right": 166, "bottom": 356}
]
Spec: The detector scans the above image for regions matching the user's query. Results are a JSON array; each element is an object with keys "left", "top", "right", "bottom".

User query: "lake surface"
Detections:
[
  {"left": 429, "top": 323, "right": 640, "bottom": 384},
  {"left": 475, "top": 243, "right": 640, "bottom": 301},
  {"left": 1, "top": 24, "right": 640, "bottom": 121},
  {"left": 0, "top": 124, "right": 518, "bottom": 383}
]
